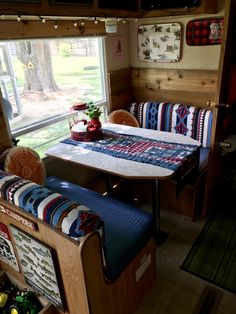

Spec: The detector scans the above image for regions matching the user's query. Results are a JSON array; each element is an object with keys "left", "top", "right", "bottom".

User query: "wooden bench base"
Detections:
[
  {"left": 110, "top": 172, "right": 207, "bottom": 221},
  {"left": 0, "top": 192, "right": 156, "bottom": 314}
]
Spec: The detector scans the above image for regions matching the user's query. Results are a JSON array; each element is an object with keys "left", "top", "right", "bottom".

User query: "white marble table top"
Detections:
[{"left": 45, "top": 123, "right": 201, "bottom": 180}]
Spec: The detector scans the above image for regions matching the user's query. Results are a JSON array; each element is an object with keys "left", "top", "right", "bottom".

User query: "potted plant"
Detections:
[{"left": 85, "top": 102, "right": 102, "bottom": 131}]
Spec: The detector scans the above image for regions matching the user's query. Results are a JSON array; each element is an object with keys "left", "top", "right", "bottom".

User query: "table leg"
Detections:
[
  {"left": 106, "top": 173, "right": 113, "bottom": 196},
  {"left": 152, "top": 179, "right": 160, "bottom": 234},
  {"left": 152, "top": 179, "right": 168, "bottom": 245}
]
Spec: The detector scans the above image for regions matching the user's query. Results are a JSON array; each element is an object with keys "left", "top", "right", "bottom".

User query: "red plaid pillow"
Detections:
[{"left": 186, "top": 18, "right": 223, "bottom": 46}]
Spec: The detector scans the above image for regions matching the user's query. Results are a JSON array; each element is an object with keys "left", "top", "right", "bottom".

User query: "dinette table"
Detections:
[{"left": 45, "top": 122, "right": 200, "bottom": 244}]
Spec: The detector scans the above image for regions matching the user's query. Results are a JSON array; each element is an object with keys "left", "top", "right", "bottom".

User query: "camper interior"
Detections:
[{"left": 0, "top": 0, "right": 236, "bottom": 313}]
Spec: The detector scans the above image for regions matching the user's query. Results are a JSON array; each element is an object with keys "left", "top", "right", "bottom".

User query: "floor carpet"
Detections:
[{"left": 181, "top": 179, "right": 236, "bottom": 294}]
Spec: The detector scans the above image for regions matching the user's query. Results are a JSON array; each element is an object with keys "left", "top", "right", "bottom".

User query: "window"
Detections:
[{"left": 0, "top": 37, "right": 107, "bottom": 157}]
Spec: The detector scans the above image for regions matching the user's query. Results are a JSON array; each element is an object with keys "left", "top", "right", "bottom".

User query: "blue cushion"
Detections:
[
  {"left": 199, "top": 148, "right": 210, "bottom": 173},
  {"left": 45, "top": 176, "right": 153, "bottom": 281}
]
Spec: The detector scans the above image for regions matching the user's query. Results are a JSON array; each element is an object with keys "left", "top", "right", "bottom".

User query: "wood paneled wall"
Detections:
[
  {"left": 131, "top": 68, "right": 217, "bottom": 108},
  {"left": 108, "top": 68, "right": 217, "bottom": 111},
  {"left": 108, "top": 68, "right": 133, "bottom": 112},
  {"left": 0, "top": 92, "right": 13, "bottom": 154}
]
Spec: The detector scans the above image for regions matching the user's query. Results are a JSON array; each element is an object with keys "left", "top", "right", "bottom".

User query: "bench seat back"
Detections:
[
  {"left": 128, "top": 102, "right": 213, "bottom": 148},
  {"left": 0, "top": 170, "right": 104, "bottom": 241}
]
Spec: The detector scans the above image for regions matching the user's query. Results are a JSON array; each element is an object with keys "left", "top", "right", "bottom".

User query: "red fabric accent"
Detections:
[{"left": 186, "top": 18, "right": 223, "bottom": 46}]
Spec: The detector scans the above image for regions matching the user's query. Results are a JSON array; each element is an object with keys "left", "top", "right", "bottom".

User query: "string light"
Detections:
[
  {"left": 0, "top": 13, "right": 112, "bottom": 31},
  {"left": 39, "top": 16, "right": 46, "bottom": 23}
]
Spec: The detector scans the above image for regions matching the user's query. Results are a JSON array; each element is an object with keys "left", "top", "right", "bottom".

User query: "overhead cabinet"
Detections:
[
  {"left": 141, "top": 0, "right": 201, "bottom": 10},
  {"left": 49, "top": 0, "right": 93, "bottom": 4},
  {"left": 142, "top": 0, "right": 217, "bottom": 17},
  {"left": 98, "top": 0, "right": 138, "bottom": 11},
  {"left": 0, "top": 0, "right": 217, "bottom": 18}
]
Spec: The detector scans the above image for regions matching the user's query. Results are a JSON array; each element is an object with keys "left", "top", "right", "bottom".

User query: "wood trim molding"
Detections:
[{"left": 0, "top": 20, "right": 105, "bottom": 40}]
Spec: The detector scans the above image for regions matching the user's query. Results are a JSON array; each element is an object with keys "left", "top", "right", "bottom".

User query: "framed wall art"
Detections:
[
  {"left": 186, "top": 18, "right": 223, "bottom": 46},
  {"left": 138, "top": 23, "right": 181, "bottom": 63},
  {"left": 0, "top": 223, "right": 19, "bottom": 272},
  {"left": 10, "top": 225, "right": 64, "bottom": 309},
  {"left": 112, "top": 35, "right": 123, "bottom": 58}
]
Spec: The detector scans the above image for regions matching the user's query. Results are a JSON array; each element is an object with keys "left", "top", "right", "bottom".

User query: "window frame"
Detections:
[{"left": 1, "top": 36, "right": 108, "bottom": 138}]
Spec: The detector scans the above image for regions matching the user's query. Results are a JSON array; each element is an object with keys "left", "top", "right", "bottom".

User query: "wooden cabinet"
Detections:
[
  {"left": 141, "top": 0, "right": 201, "bottom": 10},
  {"left": 0, "top": 0, "right": 216, "bottom": 18},
  {"left": 142, "top": 0, "right": 217, "bottom": 17},
  {"left": 203, "top": 0, "right": 236, "bottom": 215},
  {"left": 98, "top": 0, "right": 139, "bottom": 11},
  {"left": 50, "top": 0, "right": 93, "bottom": 4}
]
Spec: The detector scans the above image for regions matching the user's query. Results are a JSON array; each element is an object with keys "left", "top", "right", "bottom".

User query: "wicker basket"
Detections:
[{"left": 71, "top": 128, "right": 103, "bottom": 142}]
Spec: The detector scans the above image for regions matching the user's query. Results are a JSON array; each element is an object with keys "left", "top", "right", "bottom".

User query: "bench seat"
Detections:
[
  {"left": 0, "top": 170, "right": 156, "bottom": 314},
  {"left": 125, "top": 101, "right": 213, "bottom": 219},
  {"left": 0, "top": 170, "right": 153, "bottom": 281},
  {"left": 45, "top": 175, "right": 154, "bottom": 281}
]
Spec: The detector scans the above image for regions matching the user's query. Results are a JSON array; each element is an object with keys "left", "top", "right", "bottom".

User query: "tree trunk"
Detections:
[{"left": 15, "top": 40, "right": 59, "bottom": 95}]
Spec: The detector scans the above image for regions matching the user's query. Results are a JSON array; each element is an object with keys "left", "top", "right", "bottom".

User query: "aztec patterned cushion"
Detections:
[
  {"left": 127, "top": 102, "right": 213, "bottom": 148},
  {"left": 0, "top": 170, "right": 105, "bottom": 241}
]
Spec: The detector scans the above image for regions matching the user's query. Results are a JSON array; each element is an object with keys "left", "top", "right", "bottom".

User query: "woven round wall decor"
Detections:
[{"left": 4, "top": 146, "right": 46, "bottom": 185}]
